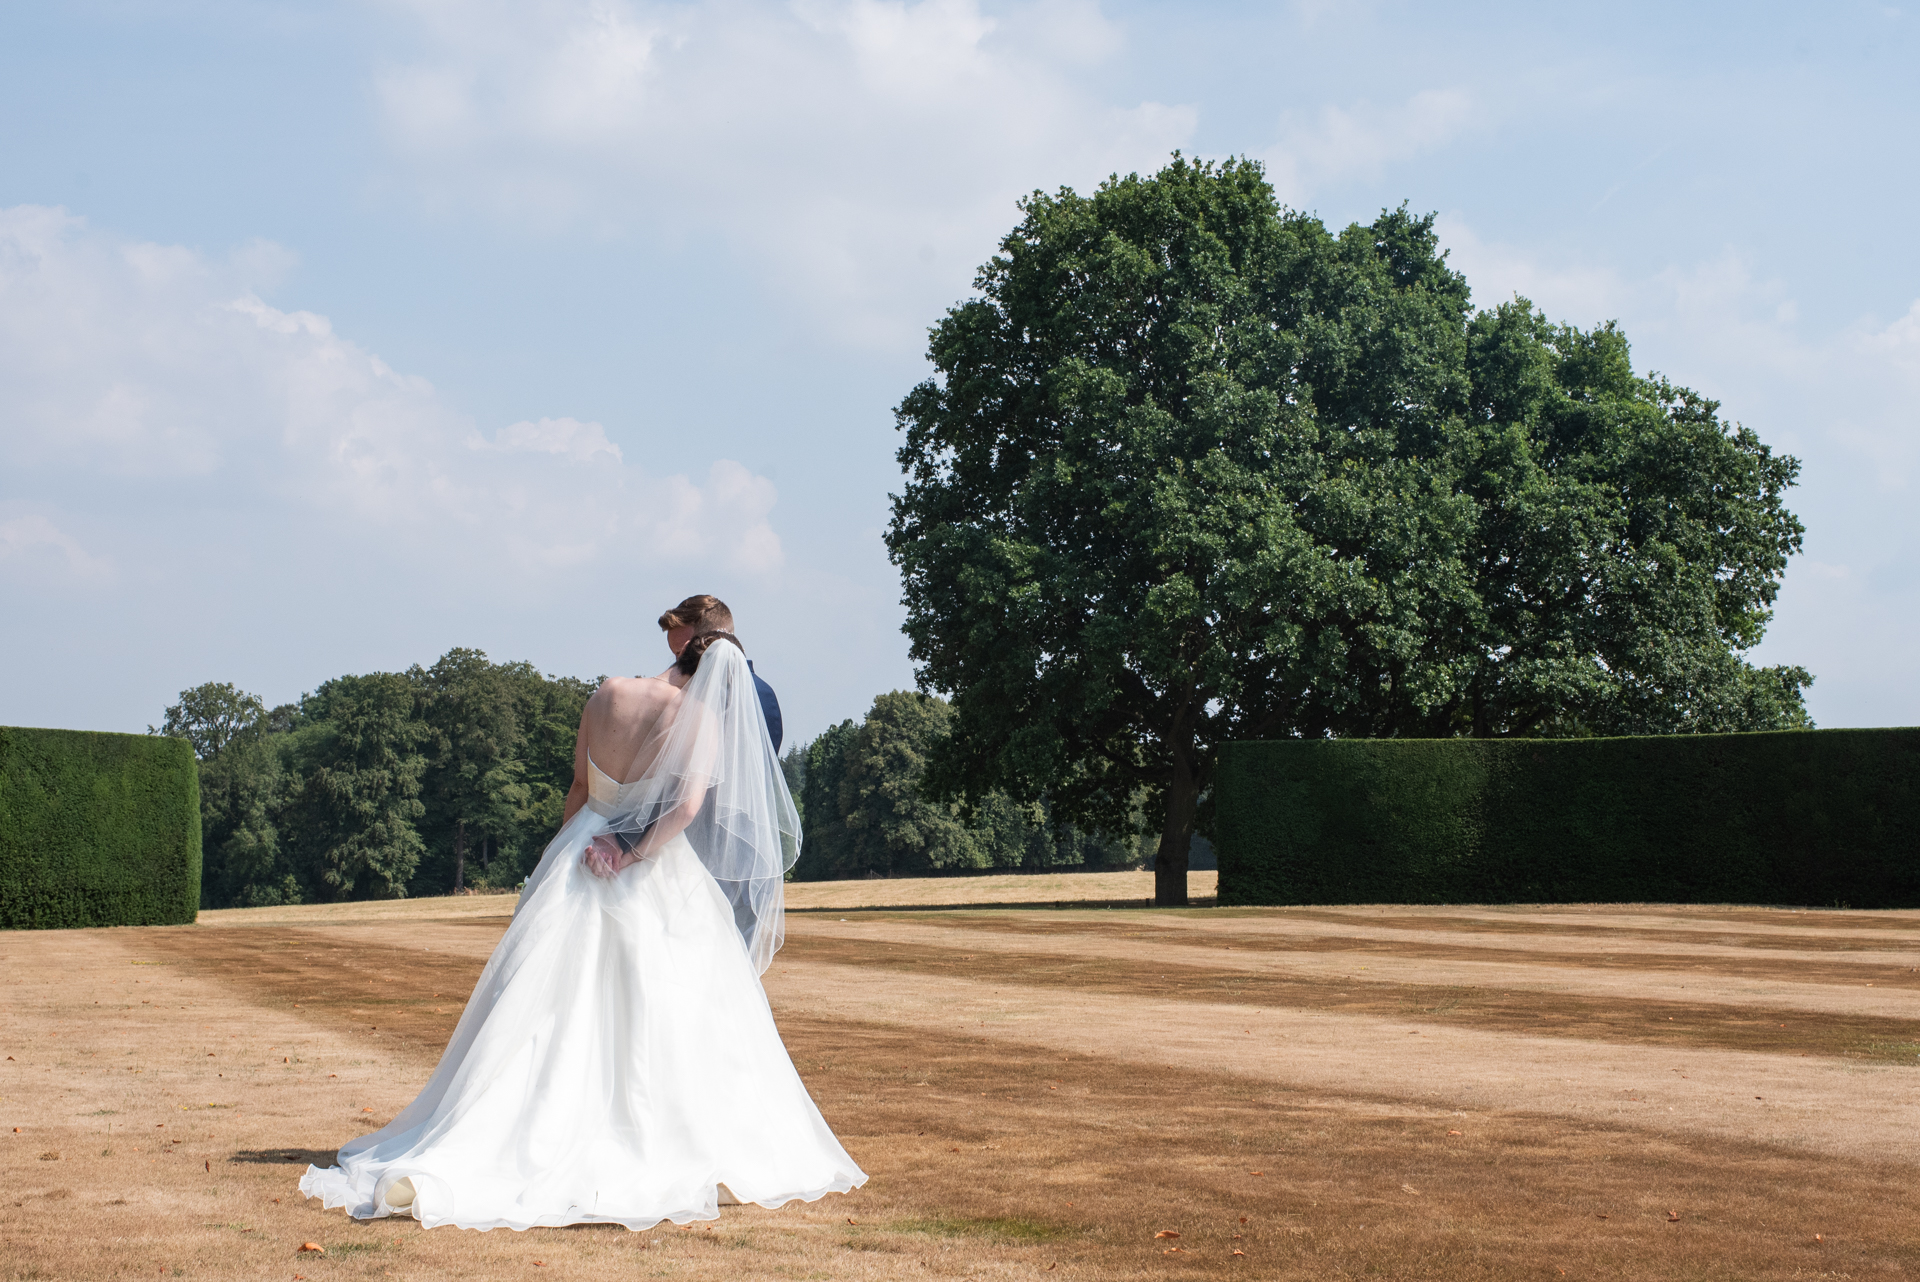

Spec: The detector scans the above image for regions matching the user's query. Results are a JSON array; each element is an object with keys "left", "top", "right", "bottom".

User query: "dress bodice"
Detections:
[{"left": 585, "top": 756, "right": 647, "bottom": 818}]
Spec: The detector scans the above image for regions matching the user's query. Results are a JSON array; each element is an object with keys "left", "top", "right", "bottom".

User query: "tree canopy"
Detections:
[
  {"left": 885, "top": 155, "right": 1810, "bottom": 906},
  {"left": 789, "top": 691, "right": 1145, "bottom": 880},
  {"left": 166, "top": 653, "right": 594, "bottom": 908}
]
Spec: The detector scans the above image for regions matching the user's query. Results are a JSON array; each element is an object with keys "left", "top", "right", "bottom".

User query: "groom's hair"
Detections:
[{"left": 659, "top": 594, "right": 735, "bottom": 634}]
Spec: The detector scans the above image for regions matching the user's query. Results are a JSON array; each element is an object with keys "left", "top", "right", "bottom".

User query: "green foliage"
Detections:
[
  {"left": 887, "top": 155, "right": 1809, "bottom": 905},
  {"left": 790, "top": 692, "right": 1143, "bottom": 880},
  {"left": 166, "top": 651, "right": 597, "bottom": 907},
  {"left": 283, "top": 672, "right": 430, "bottom": 901},
  {"left": 411, "top": 649, "right": 534, "bottom": 892},
  {"left": 1214, "top": 731, "right": 1920, "bottom": 907},
  {"left": 1, "top": 727, "right": 200, "bottom": 928},
  {"left": 197, "top": 732, "right": 300, "bottom": 907},
  {"left": 151, "top": 682, "right": 265, "bottom": 760},
  {"left": 795, "top": 718, "right": 859, "bottom": 877}
]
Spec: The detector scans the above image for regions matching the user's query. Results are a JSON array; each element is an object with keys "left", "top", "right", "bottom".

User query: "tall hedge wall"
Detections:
[
  {"left": 1214, "top": 729, "right": 1920, "bottom": 908},
  {"left": 0, "top": 727, "right": 201, "bottom": 928}
]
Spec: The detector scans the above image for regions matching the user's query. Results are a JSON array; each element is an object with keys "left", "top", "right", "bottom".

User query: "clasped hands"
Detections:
[{"left": 583, "top": 834, "right": 648, "bottom": 879}]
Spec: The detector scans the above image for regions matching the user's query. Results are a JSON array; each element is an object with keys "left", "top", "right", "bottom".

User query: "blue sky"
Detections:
[{"left": 3, "top": 0, "right": 1917, "bottom": 743}]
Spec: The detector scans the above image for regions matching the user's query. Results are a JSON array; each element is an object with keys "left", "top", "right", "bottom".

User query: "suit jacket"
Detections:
[{"left": 749, "top": 660, "right": 782, "bottom": 754}]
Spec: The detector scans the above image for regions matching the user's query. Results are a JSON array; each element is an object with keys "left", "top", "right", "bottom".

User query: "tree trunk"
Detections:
[
  {"left": 454, "top": 818, "right": 466, "bottom": 894},
  {"left": 1154, "top": 752, "right": 1198, "bottom": 908}
]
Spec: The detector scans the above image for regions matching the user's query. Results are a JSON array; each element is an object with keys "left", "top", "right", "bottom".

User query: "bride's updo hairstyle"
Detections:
[{"left": 675, "top": 630, "right": 744, "bottom": 676}]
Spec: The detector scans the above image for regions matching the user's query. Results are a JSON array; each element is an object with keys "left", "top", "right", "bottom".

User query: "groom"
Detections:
[
  {"left": 657, "top": 593, "right": 783, "bottom": 752},
  {"left": 660, "top": 595, "right": 782, "bottom": 970}
]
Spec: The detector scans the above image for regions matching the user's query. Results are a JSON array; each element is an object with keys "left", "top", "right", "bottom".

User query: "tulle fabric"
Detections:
[{"left": 298, "top": 779, "right": 864, "bottom": 1229}]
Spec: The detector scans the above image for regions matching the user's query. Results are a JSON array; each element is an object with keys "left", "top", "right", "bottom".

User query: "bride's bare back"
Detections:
[{"left": 562, "top": 674, "right": 685, "bottom": 824}]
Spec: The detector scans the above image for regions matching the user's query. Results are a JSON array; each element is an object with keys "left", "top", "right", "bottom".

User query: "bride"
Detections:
[{"left": 301, "top": 625, "right": 866, "bottom": 1230}]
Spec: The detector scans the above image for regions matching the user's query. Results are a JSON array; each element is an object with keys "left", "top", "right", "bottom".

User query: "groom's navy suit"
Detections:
[{"left": 748, "top": 660, "right": 783, "bottom": 753}]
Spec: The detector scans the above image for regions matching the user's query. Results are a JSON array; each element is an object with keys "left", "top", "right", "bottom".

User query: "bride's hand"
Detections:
[{"left": 583, "top": 835, "right": 639, "bottom": 879}]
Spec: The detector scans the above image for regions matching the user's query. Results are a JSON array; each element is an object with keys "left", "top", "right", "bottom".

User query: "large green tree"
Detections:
[
  {"left": 283, "top": 672, "right": 430, "bottom": 900},
  {"left": 412, "top": 648, "right": 534, "bottom": 894},
  {"left": 886, "top": 155, "right": 1810, "bottom": 907},
  {"left": 151, "top": 682, "right": 265, "bottom": 760}
]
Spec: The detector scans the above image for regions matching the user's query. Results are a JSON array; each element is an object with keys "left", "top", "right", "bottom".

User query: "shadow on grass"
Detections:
[{"left": 229, "top": 1148, "right": 337, "bottom": 1166}]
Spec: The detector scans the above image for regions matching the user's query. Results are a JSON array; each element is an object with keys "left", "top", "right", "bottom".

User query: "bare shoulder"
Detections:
[{"left": 590, "top": 676, "right": 680, "bottom": 717}]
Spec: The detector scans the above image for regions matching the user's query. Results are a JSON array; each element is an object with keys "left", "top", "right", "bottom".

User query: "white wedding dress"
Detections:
[{"left": 301, "top": 644, "right": 865, "bottom": 1231}]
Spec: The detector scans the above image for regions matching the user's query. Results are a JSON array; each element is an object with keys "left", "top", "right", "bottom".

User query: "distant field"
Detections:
[
  {"left": 5, "top": 883, "right": 1918, "bottom": 1280},
  {"left": 193, "top": 869, "right": 1219, "bottom": 927}
]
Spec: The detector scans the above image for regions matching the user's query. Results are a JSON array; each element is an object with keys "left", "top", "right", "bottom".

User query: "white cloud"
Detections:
[
  {"left": 0, "top": 514, "right": 112, "bottom": 580},
  {"left": 370, "top": 0, "right": 1196, "bottom": 346},
  {"left": 0, "top": 205, "right": 785, "bottom": 592},
  {"left": 1263, "top": 88, "right": 1477, "bottom": 204},
  {"left": 479, "top": 416, "right": 626, "bottom": 463}
]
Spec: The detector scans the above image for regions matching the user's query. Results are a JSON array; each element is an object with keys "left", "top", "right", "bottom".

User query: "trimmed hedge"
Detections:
[
  {"left": 1, "top": 727, "right": 201, "bottom": 928},
  {"left": 1215, "top": 729, "right": 1920, "bottom": 908}
]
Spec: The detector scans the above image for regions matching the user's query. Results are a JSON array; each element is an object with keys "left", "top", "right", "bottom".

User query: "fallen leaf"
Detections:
[
  {"left": 1447, "top": 1129, "right": 1462, "bottom": 1136},
  {"left": 363, "top": 1108, "right": 374, "bottom": 1113},
  {"left": 298, "top": 1242, "right": 325, "bottom": 1254},
  {"left": 1232, "top": 1249, "right": 1246, "bottom": 1257},
  {"left": 1164, "top": 1246, "right": 1186, "bottom": 1254},
  {"left": 1595, "top": 1213, "right": 1609, "bottom": 1220},
  {"left": 206, "top": 1159, "right": 211, "bottom": 1172},
  {"left": 1816, "top": 1234, "right": 1824, "bottom": 1243},
  {"left": 846, "top": 1217, "right": 856, "bottom": 1224},
  {"left": 1155, "top": 1230, "right": 1180, "bottom": 1239},
  {"left": 1046, "top": 1265, "right": 1057, "bottom": 1272},
  {"left": 1239, "top": 1217, "right": 1248, "bottom": 1224},
  {"left": 1402, "top": 1184, "right": 1419, "bottom": 1195},
  {"left": 1667, "top": 1211, "right": 1680, "bottom": 1223},
  {"left": 1250, "top": 1170, "right": 1264, "bottom": 1176}
]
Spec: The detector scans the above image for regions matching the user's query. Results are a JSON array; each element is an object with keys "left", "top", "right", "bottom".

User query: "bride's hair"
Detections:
[
  {"left": 658, "top": 594, "right": 735, "bottom": 634},
  {"left": 675, "top": 630, "right": 744, "bottom": 676}
]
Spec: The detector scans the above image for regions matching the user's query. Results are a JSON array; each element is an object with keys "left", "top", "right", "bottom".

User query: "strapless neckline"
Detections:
[{"left": 585, "top": 754, "right": 645, "bottom": 816}]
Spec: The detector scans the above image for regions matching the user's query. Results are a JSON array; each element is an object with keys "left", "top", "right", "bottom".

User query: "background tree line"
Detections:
[
  {"left": 157, "top": 650, "right": 592, "bottom": 908},
  {"left": 782, "top": 690, "right": 1155, "bottom": 880},
  {"left": 163, "top": 659, "right": 1156, "bottom": 908}
]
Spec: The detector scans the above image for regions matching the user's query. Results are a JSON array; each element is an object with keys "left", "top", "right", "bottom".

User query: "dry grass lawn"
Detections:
[{"left": 4, "top": 878, "right": 1918, "bottom": 1281}]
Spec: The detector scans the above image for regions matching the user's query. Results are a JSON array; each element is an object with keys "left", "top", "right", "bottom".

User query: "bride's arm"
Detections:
[{"left": 561, "top": 696, "right": 593, "bottom": 827}]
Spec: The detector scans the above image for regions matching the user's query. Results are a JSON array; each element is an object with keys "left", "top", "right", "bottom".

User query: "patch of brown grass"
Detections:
[
  {"left": 776, "top": 928, "right": 1920, "bottom": 1063},
  {"left": 4, "top": 899, "right": 1919, "bottom": 1280}
]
